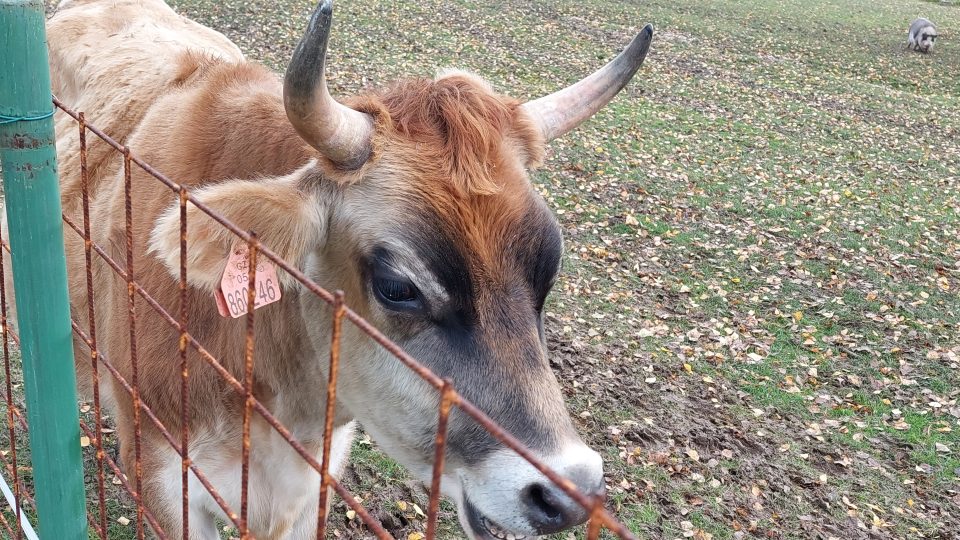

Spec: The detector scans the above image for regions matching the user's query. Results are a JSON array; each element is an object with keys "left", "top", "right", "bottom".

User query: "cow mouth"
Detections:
[{"left": 464, "top": 497, "right": 531, "bottom": 540}]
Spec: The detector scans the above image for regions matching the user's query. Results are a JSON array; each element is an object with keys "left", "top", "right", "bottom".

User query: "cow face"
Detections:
[{"left": 290, "top": 71, "right": 604, "bottom": 539}]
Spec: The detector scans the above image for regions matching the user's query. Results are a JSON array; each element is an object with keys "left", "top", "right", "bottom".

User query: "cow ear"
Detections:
[{"left": 149, "top": 172, "right": 325, "bottom": 293}]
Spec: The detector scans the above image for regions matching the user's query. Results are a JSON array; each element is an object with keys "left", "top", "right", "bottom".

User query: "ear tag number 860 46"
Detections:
[{"left": 215, "top": 244, "right": 282, "bottom": 318}]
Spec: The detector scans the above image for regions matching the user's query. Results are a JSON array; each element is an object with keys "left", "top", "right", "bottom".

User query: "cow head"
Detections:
[{"left": 152, "top": 1, "right": 651, "bottom": 538}]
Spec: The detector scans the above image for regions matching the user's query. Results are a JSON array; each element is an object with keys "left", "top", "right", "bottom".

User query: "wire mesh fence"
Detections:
[
  {"left": 0, "top": 95, "right": 641, "bottom": 540},
  {"left": 0, "top": 3, "right": 646, "bottom": 540}
]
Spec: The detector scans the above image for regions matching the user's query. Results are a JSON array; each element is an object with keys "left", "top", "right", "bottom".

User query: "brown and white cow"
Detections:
[{"left": 13, "top": 0, "right": 651, "bottom": 538}]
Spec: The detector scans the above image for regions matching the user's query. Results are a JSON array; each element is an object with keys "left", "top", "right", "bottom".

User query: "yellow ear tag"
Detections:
[{"left": 215, "top": 243, "right": 282, "bottom": 318}]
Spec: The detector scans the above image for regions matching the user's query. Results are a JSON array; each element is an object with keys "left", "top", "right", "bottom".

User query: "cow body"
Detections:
[{"left": 3, "top": 1, "right": 652, "bottom": 538}]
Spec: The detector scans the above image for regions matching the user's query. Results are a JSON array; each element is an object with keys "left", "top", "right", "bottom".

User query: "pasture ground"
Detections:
[{"left": 2, "top": 0, "right": 959, "bottom": 538}]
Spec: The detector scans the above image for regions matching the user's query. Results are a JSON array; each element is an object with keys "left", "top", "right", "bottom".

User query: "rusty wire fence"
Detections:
[{"left": 0, "top": 55, "right": 639, "bottom": 540}]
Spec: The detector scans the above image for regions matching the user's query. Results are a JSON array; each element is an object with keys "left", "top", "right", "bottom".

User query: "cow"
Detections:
[
  {"left": 907, "top": 17, "right": 938, "bottom": 53},
  {"left": 6, "top": 0, "right": 652, "bottom": 538}
]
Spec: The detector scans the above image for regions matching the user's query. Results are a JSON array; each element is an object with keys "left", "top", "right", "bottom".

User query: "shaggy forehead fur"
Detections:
[
  {"left": 351, "top": 72, "right": 552, "bottom": 280},
  {"left": 350, "top": 71, "right": 546, "bottom": 196}
]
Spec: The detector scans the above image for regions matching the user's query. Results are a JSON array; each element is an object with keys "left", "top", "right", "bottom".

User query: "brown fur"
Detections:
[{"left": 366, "top": 72, "right": 544, "bottom": 196}]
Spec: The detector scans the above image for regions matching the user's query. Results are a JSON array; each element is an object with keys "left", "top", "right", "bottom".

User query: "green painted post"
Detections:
[{"left": 0, "top": 1, "right": 88, "bottom": 538}]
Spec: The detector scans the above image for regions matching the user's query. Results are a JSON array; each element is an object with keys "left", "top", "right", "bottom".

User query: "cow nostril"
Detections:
[
  {"left": 527, "top": 484, "right": 562, "bottom": 521},
  {"left": 521, "top": 482, "right": 586, "bottom": 534}
]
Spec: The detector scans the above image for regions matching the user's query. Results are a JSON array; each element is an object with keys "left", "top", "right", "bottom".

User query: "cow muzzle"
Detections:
[{"left": 450, "top": 443, "right": 604, "bottom": 539}]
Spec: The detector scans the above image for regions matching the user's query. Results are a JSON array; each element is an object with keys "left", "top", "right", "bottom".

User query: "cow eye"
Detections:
[{"left": 373, "top": 276, "right": 422, "bottom": 310}]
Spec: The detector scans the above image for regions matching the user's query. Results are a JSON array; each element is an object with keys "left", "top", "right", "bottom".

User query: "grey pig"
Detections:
[{"left": 908, "top": 18, "right": 938, "bottom": 53}]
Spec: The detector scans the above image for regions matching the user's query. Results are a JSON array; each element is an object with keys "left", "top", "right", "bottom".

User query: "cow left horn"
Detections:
[
  {"left": 284, "top": 0, "right": 375, "bottom": 170},
  {"left": 521, "top": 24, "right": 653, "bottom": 142}
]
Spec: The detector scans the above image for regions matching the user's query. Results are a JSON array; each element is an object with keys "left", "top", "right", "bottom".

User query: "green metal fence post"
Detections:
[{"left": 0, "top": 1, "right": 88, "bottom": 538}]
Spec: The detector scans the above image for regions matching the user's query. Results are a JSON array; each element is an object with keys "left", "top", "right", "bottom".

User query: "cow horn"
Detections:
[
  {"left": 522, "top": 24, "right": 654, "bottom": 141},
  {"left": 284, "top": 0, "right": 374, "bottom": 170}
]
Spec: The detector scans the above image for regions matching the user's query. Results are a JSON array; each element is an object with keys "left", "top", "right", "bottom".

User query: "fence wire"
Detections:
[{"left": 0, "top": 95, "right": 641, "bottom": 540}]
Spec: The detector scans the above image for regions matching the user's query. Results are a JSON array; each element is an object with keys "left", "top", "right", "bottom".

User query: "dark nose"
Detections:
[{"left": 520, "top": 472, "right": 605, "bottom": 534}]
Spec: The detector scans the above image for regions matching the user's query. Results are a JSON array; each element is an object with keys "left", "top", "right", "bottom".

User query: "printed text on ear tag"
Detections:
[{"left": 215, "top": 243, "right": 282, "bottom": 318}]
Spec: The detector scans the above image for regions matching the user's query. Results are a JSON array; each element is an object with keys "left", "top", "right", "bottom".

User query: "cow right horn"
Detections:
[
  {"left": 522, "top": 24, "right": 653, "bottom": 142},
  {"left": 284, "top": 0, "right": 375, "bottom": 170}
]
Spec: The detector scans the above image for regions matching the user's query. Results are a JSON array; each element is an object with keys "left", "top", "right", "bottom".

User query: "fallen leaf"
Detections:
[{"left": 412, "top": 503, "right": 426, "bottom": 518}]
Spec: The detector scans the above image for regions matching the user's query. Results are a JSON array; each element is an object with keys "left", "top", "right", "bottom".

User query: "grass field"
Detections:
[{"left": 2, "top": 0, "right": 959, "bottom": 538}]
